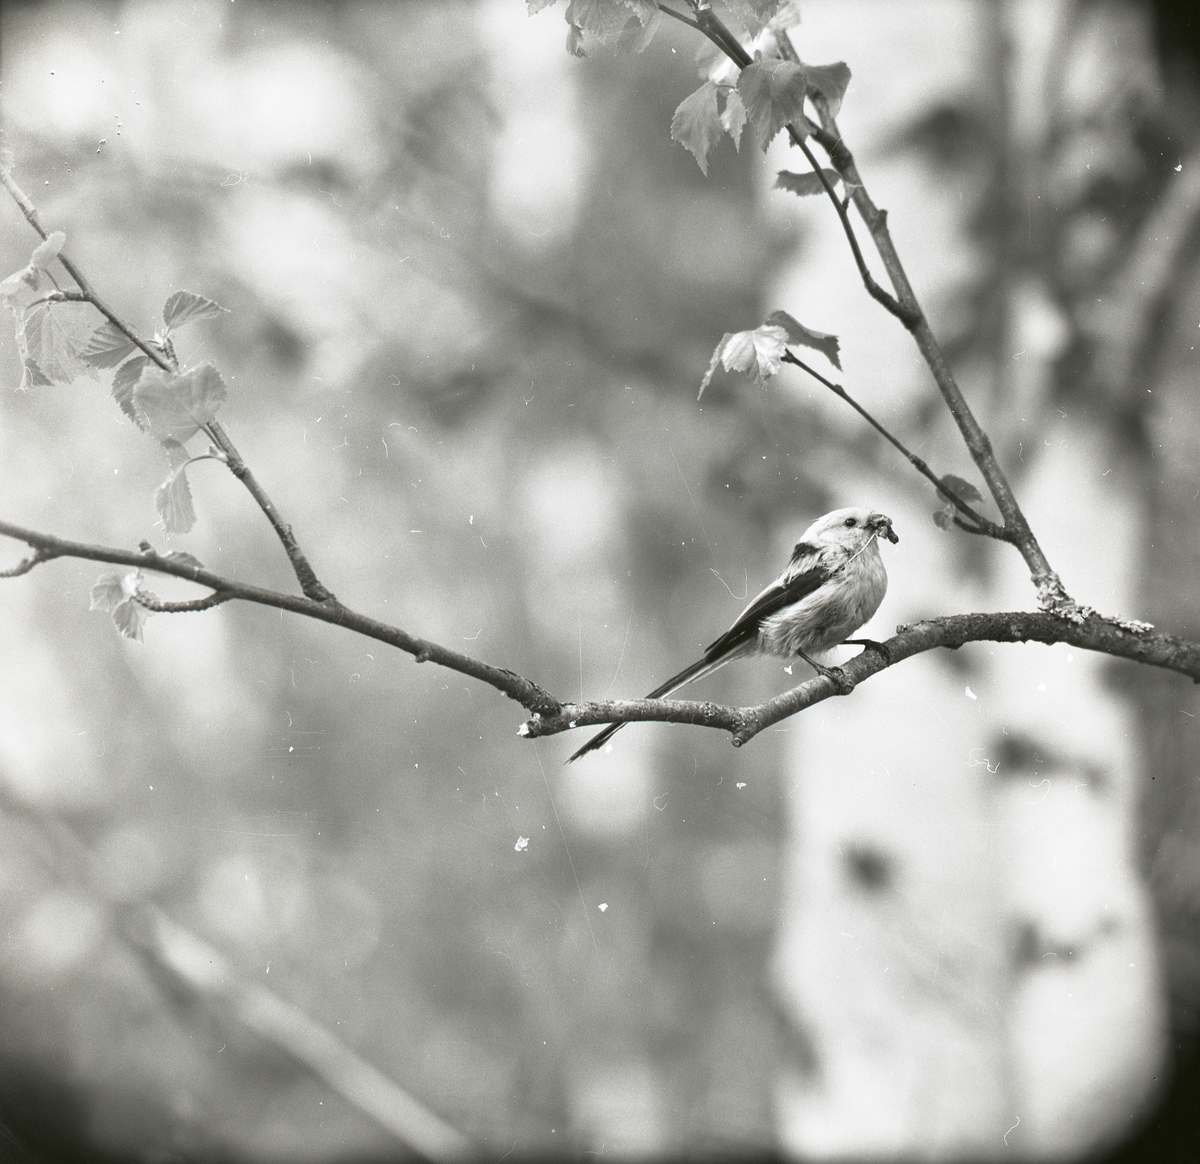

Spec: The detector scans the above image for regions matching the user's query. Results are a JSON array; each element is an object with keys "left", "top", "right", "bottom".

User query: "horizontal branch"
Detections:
[
  {"left": 0, "top": 518, "right": 562, "bottom": 717},
  {"left": 521, "top": 611, "right": 1197, "bottom": 750}
]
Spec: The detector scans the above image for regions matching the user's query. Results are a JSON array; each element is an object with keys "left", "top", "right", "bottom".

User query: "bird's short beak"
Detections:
[{"left": 873, "top": 515, "right": 899, "bottom": 544}]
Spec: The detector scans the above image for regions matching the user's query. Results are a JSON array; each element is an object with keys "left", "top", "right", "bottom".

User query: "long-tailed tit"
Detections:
[{"left": 568, "top": 506, "right": 898, "bottom": 762}]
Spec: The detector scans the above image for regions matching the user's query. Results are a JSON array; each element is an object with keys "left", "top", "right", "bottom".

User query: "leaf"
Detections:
[
  {"left": 111, "top": 356, "right": 148, "bottom": 422},
  {"left": 89, "top": 571, "right": 127, "bottom": 614},
  {"left": 82, "top": 320, "right": 139, "bottom": 369},
  {"left": 722, "top": 88, "right": 748, "bottom": 150},
  {"left": 111, "top": 593, "right": 151, "bottom": 641},
  {"left": 698, "top": 333, "right": 733, "bottom": 399},
  {"left": 155, "top": 458, "right": 197, "bottom": 534},
  {"left": 30, "top": 231, "right": 66, "bottom": 271},
  {"left": 699, "top": 323, "right": 791, "bottom": 397},
  {"left": 764, "top": 309, "right": 841, "bottom": 369},
  {"left": 90, "top": 569, "right": 150, "bottom": 641},
  {"left": 715, "top": 0, "right": 775, "bottom": 36},
  {"left": 768, "top": 0, "right": 803, "bottom": 31},
  {"left": 775, "top": 168, "right": 840, "bottom": 197},
  {"left": 564, "top": 0, "right": 633, "bottom": 40},
  {"left": 671, "top": 82, "right": 722, "bottom": 175},
  {"left": 162, "top": 290, "right": 227, "bottom": 330},
  {"left": 527, "top": 0, "right": 559, "bottom": 11},
  {"left": 566, "top": 21, "right": 586, "bottom": 55},
  {"left": 16, "top": 301, "right": 93, "bottom": 387},
  {"left": 737, "top": 59, "right": 809, "bottom": 151},
  {"left": 721, "top": 324, "right": 789, "bottom": 384},
  {"left": 0, "top": 232, "right": 68, "bottom": 313},
  {"left": 805, "top": 61, "right": 852, "bottom": 118},
  {"left": 937, "top": 473, "right": 984, "bottom": 504},
  {"left": 932, "top": 510, "right": 953, "bottom": 531},
  {"left": 132, "top": 362, "right": 228, "bottom": 443},
  {"left": 615, "top": 7, "right": 661, "bottom": 52}
]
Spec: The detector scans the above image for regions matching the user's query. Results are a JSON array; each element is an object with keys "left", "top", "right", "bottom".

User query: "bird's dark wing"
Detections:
[
  {"left": 566, "top": 654, "right": 720, "bottom": 762},
  {"left": 702, "top": 563, "right": 830, "bottom": 660},
  {"left": 567, "top": 560, "right": 830, "bottom": 764}
]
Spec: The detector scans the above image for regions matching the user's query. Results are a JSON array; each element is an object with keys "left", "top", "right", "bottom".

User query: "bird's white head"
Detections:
[{"left": 800, "top": 506, "right": 899, "bottom": 552}]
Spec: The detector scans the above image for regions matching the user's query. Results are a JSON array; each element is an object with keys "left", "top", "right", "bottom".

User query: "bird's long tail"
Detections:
[{"left": 565, "top": 651, "right": 734, "bottom": 763}]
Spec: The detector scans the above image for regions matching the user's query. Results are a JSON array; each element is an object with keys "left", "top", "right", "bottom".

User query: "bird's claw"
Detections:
[{"left": 845, "top": 637, "right": 892, "bottom": 666}]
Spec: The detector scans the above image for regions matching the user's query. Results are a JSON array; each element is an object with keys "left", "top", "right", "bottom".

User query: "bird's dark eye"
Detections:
[{"left": 844, "top": 517, "right": 857, "bottom": 527}]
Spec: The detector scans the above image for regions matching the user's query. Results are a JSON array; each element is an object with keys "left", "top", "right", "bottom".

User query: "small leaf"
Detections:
[
  {"left": 82, "top": 320, "right": 139, "bottom": 368},
  {"left": 90, "top": 570, "right": 150, "bottom": 641},
  {"left": 89, "top": 571, "right": 127, "bottom": 613},
  {"left": 775, "top": 168, "right": 840, "bottom": 197},
  {"left": 671, "top": 82, "right": 722, "bottom": 175},
  {"left": 722, "top": 89, "right": 748, "bottom": 150},
  {"left": 155, "top": 461, "right": 197, "bottom": 534},
  {"left": 566, "top": 21, "right": 586, "bottom": 55},
  {"left": 737, "top": 59, "right": 809, "bottom": 151},
  {"left": 805, "top": 61, "right": 852, "bottom": 118},
  {"left": 698, "top": 332, "right": 733, "bottom": 399},
  {"left": 768, "top": 0, "right": 803, "bottom": 31},
  {"left": 615, "top": 7, "right": 661, "bottom": 52},
  {"left": 563, "top": 0, "right": 638, "bottom": 47},
  {"left": 527, "top": 0, "right": 559, "bottom": 11},
  {"left": 937, "top": 473, "right": 984, "bottom": 504},
  {"left": 30, "top": 231, "right": 66, "bottom": 271},
  {"left": 715, "top": 0, "right": 774, "bottom": 36},
  {"left": 111, "top": 356, "right": 148, "bottom": 422},
  {"left": 0, "top": 234, "right": 68, "bottom": 311},
  {"left": 932, "top": 509, "right": 953, "bottom": 531},
  {"left": 16, "top": 301, "right": 93, "bottom": 387},
  {"left": 111, "top": 594, "right": 151, "bottom": 641},
  {"left": 133, "top": 362, "right": 228, "bottom": 443},
  {"left": 764, "top": 309, "right": 841, "bottom": 370},
  {"left": 720, "top": 324, "right": 789, "bottom": 385},
  {"left": 162, "top": 290, "right": 227, "bottom": 330}
]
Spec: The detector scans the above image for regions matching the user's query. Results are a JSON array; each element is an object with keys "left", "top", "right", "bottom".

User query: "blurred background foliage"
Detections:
[{"left": 0, "top": 0, "right": 1199, "bottom": 1160}]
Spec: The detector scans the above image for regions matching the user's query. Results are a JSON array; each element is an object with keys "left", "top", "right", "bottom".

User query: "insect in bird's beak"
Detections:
[{"left": 872, "top": 515, "right": 899, "bottom": 544}]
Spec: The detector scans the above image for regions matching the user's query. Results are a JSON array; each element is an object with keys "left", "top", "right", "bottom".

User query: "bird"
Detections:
[{"left": 567, "top": 506, "right": 898, "bottom": 762}]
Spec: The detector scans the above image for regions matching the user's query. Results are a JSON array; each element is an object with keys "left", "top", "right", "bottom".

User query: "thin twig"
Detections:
[
  {"left": 0, "top": 518, "right": 562, "bottom": 717},
  {"left": 657, "top": 4, "right": 702, "bottom": 32},
  {"left": 134, "top": 590, "right": 234, "bottom": 614},
  {"left": 203, "top": 420, "right": 334, "bottom": 602},
  {"left": 789, "top": 133, "right": 911, "bottom": 322},
  {"left": 0, "top": 546, "right": 53, "bottom": 577},
  {"left": 800, "top": 94, "right": 1071, "bottom": 609},
  {"left": 0, "top": 169, "right": 173, "bottom": 373},
  {"left": 781, "top": 352, "right": 1008, "bottom": 538},
  {"left": 2, "top": 166, "right": 335, "bottom": 604}
]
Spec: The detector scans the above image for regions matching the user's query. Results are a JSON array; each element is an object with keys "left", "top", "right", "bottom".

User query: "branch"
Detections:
[
  {"left": 802, "top": 98, "right": 1072, "bottom": 610},
  {"left": 781, "top": 351, "right": 1008, "bottom": 538},
  {"left": 522, "top": 610, "right": 1195, "bottom": 749},
  {"left": 1, "top": 167, "right": 334, "bottom": 604},
  {"left": 682, "top": 10, "right": 1062, "bottom": 596},
  {"left": 203, "top": 420, "right": 334, "bottom": 602},
  {"left": 0, "top": 169, "right": 172, "bottom": 373},
  {"left": 2, "top": 790, "right": 474, "bottom": 1161},
  {"left": 1087, "top": 145, "right": 1200, "bottom": 400},
  {"left": 0, "top": 519, "right": 562, "bottom": 717}
]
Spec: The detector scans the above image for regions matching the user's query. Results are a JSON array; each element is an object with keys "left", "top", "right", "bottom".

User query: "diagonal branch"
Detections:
[
  {"left": 781, "top": 351, "right": 1008, "bottom": 538},
  {"left": 1, "top": 167, "right": 334, "bottom": 604},
  {"left": 685, "top": 8, "right": 1074, "bottom": 614},
  {"left": 522, "top": 610, "right": 1196, "bottom": 749}
]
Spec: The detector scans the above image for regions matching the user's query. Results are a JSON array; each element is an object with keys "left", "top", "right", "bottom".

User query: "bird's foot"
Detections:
[
  {"left": 797, "top": 651, "right": 854, "bottom": 695},
  {"left": 844, "top": 638, "right": 892, "bottom": 666}
]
